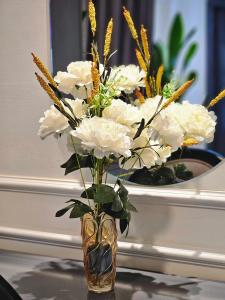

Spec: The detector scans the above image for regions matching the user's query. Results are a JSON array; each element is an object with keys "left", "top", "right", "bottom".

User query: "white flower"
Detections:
[
  {"left": 64, "top": 98, "right": 87, "bottom": 119},
  {"left": 38, "top": 99, "right": 87, "bottom": 139},
  {"left": 71, "top": 116, "right": 132, "bottom": 159},
  {"left": 166, "top": 101, "right": 217, "bottom": 143},
  {"left": 38, "top": 105, "right": 68, "bottom": 139},
  {"left": 120, "top": 135, "right": 158, "bottom": 169},
  {"left": 67, "top": 61, "right": 92, "bottom": 84},
  {"left": 54, "top": 61, "right": 104, "bottom": 99},
  {"left": 102, "top": 99, "right": 141, "bottom": 127},
  {"left": 150, "top": 112, "right": 184, "bottom": 150},
  {"left": 139, "top": 95, "right": 166, "bottom": 121},
  {"left": 120, "top": 134, "right": 172, "bottom": 170},
  {"left": 139, "top": 96, "right": 184, "bottom": 150},
  {"left": 54, "top": 71, "right": 77, "bottom": 95},
  {"left": 108, "top": 65, "right": 145, "bottom": 94},
  {"left": 66, "top": 134, "right": 88, "bottom": 155}
]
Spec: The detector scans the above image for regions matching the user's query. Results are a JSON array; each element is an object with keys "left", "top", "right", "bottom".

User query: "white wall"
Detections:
[{"left": 153, "top": 0, "right": 207, "bottom": 104}]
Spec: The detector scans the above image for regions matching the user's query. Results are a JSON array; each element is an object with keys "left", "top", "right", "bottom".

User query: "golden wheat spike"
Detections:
[
  {"left": 182, "top": 138, "right": 198, "bottom": 147},
  {"left": 35, "top": 73, "right": 62, "bottom": 108},
  {"left": 163, "top": 79, "right": 194, "bottom": 108},
  {"left": 140, "top": 25, "right": 150, "bottom": 62},
  {"left": 123, "top": 7, "right": 138, "bottom": 40},
  {"left": 104, "top": 18, "right": 113, "bottom": 61},
  {"left": 135, "top": 49, "right": 147, "bottom": 72},
  {"left": 207, "top": 89, "right": 225, "bottom": 108},
  {"left": 91, "top": 63, "right": 100, "bottom": 97},
  {"left": 135, "top": 89, "right": 145, "bottom": 104},
  {"left": 156, "top": 65, "right": 164, "bottom": 95},
  {"left": 31, "top": 53, "right": 57, "bottom": 88},
  {"left": 88, "top": 0, "right": 96, "bottom": 36},
  {"left": 145, "top": 77, "right": 152, "bottom": 98}
]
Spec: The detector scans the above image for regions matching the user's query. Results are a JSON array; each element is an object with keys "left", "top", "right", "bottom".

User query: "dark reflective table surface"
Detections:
[{"left": 0, "top": 250, "right": 225, "bottom": 300}]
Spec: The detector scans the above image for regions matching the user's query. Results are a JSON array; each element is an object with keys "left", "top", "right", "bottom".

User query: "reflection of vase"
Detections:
[{"left": 81, "top": 213, "right": 117, "bottom": 293}]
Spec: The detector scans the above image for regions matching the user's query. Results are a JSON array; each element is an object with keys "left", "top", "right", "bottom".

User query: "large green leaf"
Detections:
[
  {"left": 168, "top": 13, "right": 184, "bottom": 68},
  {"left": 80, "top": 185, "right": 96, "bottom": 199},
  {"left": 112, "top": 194, "right": 123, "bottom": 212},
  {"left": 152, "top": 42, "right": 167, "bottom": 71},
  {"left": 183, "top": 42, "right": 198, "bottom": 70},
  {"left": 61, "top": 154, "right": 94, "bottom": 175},
  {"left": 183, "top": 28, "right": 197, "bottom": 46},
  {"left": 94, "top": 184, "right": 116, "bottom": 204},
  {"left": 56, "top": 200, "right": 92, "bottom": 218},
  {"left": 69, "top": 200, "right": 93, "bottom": 218},
  {"left": 55, "top": 203, "right": 74, "bottom": 217}
]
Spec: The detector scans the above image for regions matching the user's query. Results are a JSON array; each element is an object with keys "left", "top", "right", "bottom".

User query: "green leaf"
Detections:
[
  {"left": 81, "top": 185, "right": 96, "bottom": 199},
  {"left": 112, "top": 194, "right": 123, "bottom": 212},
  {"left": 126, "top": 201, "right": 138, "bottom": 212},
  {"left": 186, "top": 71, "right": 197, "bottom": 81},
  {"left": 169, "top": 13, "right": 184, "bottom": 68},
  {"left": 152, "top": 42, "right": 168, "bottom": 71},
  {"left": 94, "top": 184, "right": 116, "bottom": 204},
  {"left": 117, "top": 179, "right": 128, "bottom": 200},
  {"left": 133, "top": 118, "right": 145, "bottom": 140},
  {"left": 61, "top": 154, "right": 94, "bottom": 175},
  {"left": 183, "top": 28, "right": 197, "bottom": 46},
  {"left": 55, "top": 203, "right": 74, "bottom": 217},
  {"left": 69, "top": 200, "right": 93, "bottom": 218},
  {"left": 174, "top": 164, "right": 193, "bottom": 181},
  {"left": 153, "top": 167, "right": 176, "bottom": 185},
  {"left": 119, "top": 218, "right": 129, "bottom": 234},
  {"left": 183, "top": 43, "right": 198, "bottom": 70}
]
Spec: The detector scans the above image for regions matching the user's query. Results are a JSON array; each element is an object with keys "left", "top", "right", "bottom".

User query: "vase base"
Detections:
[{"left": 88, "top": 285, "right": 114, "bottom": 293}]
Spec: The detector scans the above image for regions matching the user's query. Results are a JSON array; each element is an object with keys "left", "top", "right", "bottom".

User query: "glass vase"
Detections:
[{"left": 81, "top": 213, "right": 117, "bottom": 293}]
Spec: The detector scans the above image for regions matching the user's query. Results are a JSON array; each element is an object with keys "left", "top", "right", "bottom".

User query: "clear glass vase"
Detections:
[{"left": 81, "top": 213, "right": 117, "bottom": 293}]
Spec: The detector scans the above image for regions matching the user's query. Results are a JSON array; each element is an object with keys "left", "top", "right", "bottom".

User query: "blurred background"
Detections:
[{"left": 50, "top": 0, "right": 225, "bottom": 155}]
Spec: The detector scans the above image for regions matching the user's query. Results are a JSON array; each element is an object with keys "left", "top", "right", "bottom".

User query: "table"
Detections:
[{"left": 0, "top": 250, "right": 225, "bottom": 299}]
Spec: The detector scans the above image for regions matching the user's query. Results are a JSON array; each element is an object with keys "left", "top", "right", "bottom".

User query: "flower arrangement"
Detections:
[{"left": 32, "top": 1, "right": 225, "bottom": 292}]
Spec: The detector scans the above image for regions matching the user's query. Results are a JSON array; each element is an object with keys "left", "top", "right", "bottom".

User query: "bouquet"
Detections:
[{"left": 31, "top": 1, "right": 224, "bottom": 293}]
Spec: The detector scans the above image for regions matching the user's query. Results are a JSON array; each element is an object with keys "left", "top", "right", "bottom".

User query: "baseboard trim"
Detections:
[{"left": 1, "top": 175, "right": 225, "bottom": 209}]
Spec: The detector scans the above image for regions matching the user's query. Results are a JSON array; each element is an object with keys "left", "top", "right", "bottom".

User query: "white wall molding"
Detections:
[
  {"left": 1, "top": 175, "right": 225, "bottom": 210},
  {"left": 1, "top": 225, "right": 225, "bottom": 271}
]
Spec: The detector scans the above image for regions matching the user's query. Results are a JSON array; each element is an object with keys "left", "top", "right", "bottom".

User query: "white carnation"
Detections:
[
  {"left": 108, "top": 65, "right": 145, "bottom": 94},
  {"left": 54, "top": 61, "right": 104, "bottom": 99},
  {"left": 120, "top": 134, "right": 172, "bottom": 170},
  {"left": 38, "top": 105, "right": 68, "bottom": 139},
  {"left": 70, "top": 116, "right": 132, "bottom": 159},
  {"left": 38, "top": 99, "right": 87, "bottom": 139},
  {"left": 54, "top": 71, "right": 77, "bottom": 95},
  {"left": 64, "top": 98, "right": 87, "bottom": 119},
  {"left": 166, "top": 101, "right": 217, "bottom": 143},
  {"left": 139, "top": 95, "right": 166, "bottom": 121},
  {"left": 139, "top": 96, "right": 184, "bottom": 150},
  {"left": 102, "top": 99, "right": 141, "bottom": 127},
  {"left": 150, "top": 112, "right": 184, "bottom": 150}
]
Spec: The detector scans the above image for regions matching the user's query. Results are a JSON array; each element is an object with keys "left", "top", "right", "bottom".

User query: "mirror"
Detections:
[{"left": 50, "top": 0, "right": 225, "bottom": 186}]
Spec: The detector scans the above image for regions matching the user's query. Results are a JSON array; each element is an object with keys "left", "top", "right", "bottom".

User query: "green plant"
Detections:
[{"left": 152, "top": 13, "right": 198, "bottom": 86}]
